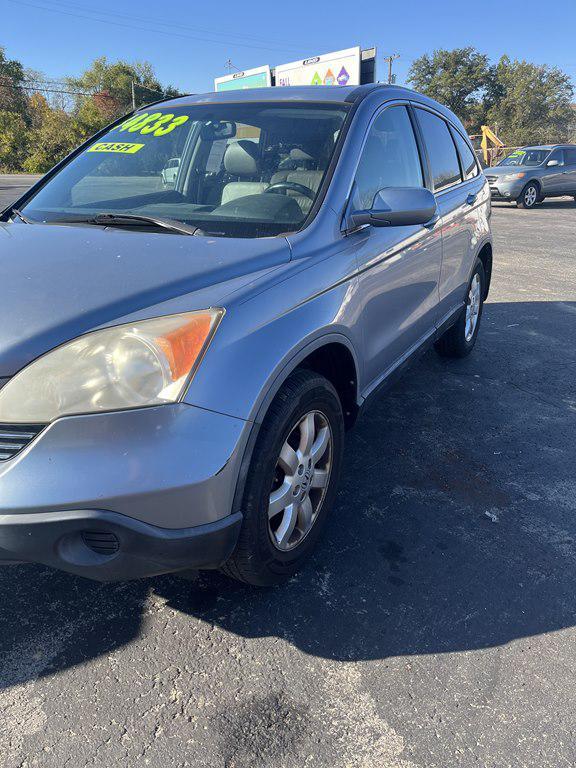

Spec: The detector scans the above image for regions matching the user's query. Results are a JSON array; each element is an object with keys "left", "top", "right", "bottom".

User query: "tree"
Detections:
[
  {"left": 0, "top": 110, "right": 29, "bottom": 171},
  {"left": 407, "top": 47, "right": 492, "bottom": 129},
  {"left": 66, "top": 56, "right": 181, "bottom": 140},
  {"left": 0, "top": 46, "right": 28, "bottom": 115},
  {"left": 23, "top": 94, "right": 80, "bottom": 173},
  {"left": 487, "top": 57, "right": 575, "bottom": 146}
]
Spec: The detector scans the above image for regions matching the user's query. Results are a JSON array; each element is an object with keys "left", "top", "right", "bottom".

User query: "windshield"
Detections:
[
  {"left": 19, "top": 102, "right": 349, "bottom": 238},
  {"left": 498, "top": 148, "right": 549, "bottom": 167}
]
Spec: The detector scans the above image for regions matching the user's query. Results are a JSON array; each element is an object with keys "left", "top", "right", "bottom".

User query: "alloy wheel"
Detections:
[
  {"left": 268, "top": 410, "right": 333, "bottom": 551},
  {"left": 465, "top": 273, "right": 481, "bottom": 342},
  {"left": 524, "top": 186, "right": 537, "bottom": 207}
]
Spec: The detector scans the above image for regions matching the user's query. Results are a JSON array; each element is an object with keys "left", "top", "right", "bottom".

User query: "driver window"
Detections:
[
  {"left": 353, "top": 106, "right": 423, "bottom": 210},
  {"left": 547, "top": 149, "right": 564, "bottom": 166}
]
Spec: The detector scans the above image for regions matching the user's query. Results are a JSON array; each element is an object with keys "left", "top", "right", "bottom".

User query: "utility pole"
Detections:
[
  {"left": 225, "top": 59, "right": 242, "bottom": 74},
  {"left": 131, "top": 80, "right": 136, "bottom": 110},
  {"left": 383, "top": 54, "right": 400, "bottom": 84}
]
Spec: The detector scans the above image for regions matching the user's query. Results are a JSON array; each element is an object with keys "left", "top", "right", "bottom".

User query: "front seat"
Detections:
[
  {"left": 221, "top": 141, "right": 268, "bottom": 205},
  {"left": 270, "top": 150, "right": 324, "bottom": 215}
]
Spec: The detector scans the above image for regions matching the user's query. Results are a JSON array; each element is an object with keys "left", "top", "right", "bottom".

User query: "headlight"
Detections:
[
  {"left": 501, "top": 172, "right": 526, "bottom": 181},
  {"left": 0, "top": 310, "right": 223, "bottom": 423}
]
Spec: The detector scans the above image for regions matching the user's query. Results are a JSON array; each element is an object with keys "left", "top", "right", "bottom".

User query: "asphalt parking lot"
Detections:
[{"left": 1, "top": 178, "right": 575, "bottom": 768}]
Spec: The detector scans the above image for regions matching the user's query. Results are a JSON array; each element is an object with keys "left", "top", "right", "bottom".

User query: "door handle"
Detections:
[{"left": 466, "top": 193, "right": 477, "bottom": 205}]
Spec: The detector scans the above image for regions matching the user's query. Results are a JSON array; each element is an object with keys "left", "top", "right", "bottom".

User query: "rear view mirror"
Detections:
[
  {"left": 546, "top": 159, "right": 560, "bottom": 167},
  {"left": 348, "top": 187, "right": 437, "bottom": 229},
  {"left": 201, "top": 120, "right": 236, "bottom": 140}
]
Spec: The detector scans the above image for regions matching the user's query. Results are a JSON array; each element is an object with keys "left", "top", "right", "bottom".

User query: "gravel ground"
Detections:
[{"left": 1, "top": 180, "right": 575, "bottom": 767}]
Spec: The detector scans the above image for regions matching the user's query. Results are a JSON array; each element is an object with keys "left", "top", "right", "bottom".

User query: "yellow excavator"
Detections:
[{"left": 469, "top": 126, "right": 505, "bottom": 166}]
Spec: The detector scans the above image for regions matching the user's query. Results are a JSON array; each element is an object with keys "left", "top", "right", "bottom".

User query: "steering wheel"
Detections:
[{"left": 264, "top": 181, "right": 315, "bottom": 200}]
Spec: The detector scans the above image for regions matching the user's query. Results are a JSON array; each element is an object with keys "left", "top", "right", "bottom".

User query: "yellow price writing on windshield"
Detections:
[
  {"left": 117, "top": 112, "right": 190, "bottom": 137},
  {"left": 87, "top": 142, "right": 144, "bottom": 154}
]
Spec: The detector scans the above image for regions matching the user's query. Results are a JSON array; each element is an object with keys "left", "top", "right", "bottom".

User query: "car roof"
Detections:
[
  {"left": 522, "top": 144, "right": 575, "bottom": 151},
  {"left": 145, "top": 84, "right": 466, "bottom": 135},
  {"left": 149, "top": 84, "right": 436, "bottom": 109}
]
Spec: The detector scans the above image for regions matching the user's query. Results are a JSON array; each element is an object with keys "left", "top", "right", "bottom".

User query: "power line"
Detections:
[
  {"left": 40, "top": 0, "right": 305, "bottom": 52},
  {"left": 7, "top": 0, "right": 306, "bottom": 55},
  {"left": 0, "top": 82, "right": 93, "bottom": 96}
]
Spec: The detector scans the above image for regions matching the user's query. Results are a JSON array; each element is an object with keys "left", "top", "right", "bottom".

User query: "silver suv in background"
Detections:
[
  {"left": 0, "top": 85, "right": 492, "bottom": 585},
  {"left": 486, "top": 144, "right": 576, "bottom": 208}
]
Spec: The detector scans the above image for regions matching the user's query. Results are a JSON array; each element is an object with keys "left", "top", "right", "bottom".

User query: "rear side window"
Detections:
[
  {"left": 416, "top": 108, "right": 461, "bottom": 191},
  {"left": 353, "top": 105, "right": 423, "bottom": 210},
  {"left": 450, "top": 127, "right": 479, "bottom": 180}
]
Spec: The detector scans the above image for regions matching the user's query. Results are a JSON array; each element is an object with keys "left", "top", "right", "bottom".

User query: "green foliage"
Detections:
[
  {"left": 487, "top": 57, "right": 576, "bottom": 145},
  {"left": 0, "top": 46, "right": 28, "bottom": 114},
  {"left": 407, "top": 47, "right": 492, "bottom": 130},
  {"left": 0, "top": 52, "right": 181, "bottom": 173},
  {"left": 22, "top": 94, "right": 81, "bottom": 174},
  {"left": 67, "top": 56, "right": 167, "bottom": 118},
  {"left": 0, "top": 110, "right": 29, "bottom": 171},
  {"left": 408, "top": 47, "right": 575, "bottom": 145}
]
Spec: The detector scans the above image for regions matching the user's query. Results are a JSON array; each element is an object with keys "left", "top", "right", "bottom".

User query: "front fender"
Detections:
[{"left": 182, "top": 238, "right": 363, "bottom": 424}]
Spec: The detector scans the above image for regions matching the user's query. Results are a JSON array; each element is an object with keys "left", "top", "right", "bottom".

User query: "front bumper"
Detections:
[
  {"left": 0, "top": 403, "right": 250, "bottom": 579},
  {"left": 487, "top": 179, "right": 525, "bottom": 201},
  {"left": 0, "top": 508, "right": 242, "bottom": 581}
]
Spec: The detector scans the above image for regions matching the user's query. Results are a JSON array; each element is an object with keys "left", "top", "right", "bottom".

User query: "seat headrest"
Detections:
[{"left": 224, "top": 140, "right": 260, "bottom": 177}]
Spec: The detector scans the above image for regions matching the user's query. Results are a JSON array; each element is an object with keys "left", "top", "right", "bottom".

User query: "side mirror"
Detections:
[
  {"left": 547, "top": 159, "right": 560, "bottom": 167},
  {"left": 347, "top": 187, "right": 438, "bottom": 229}
]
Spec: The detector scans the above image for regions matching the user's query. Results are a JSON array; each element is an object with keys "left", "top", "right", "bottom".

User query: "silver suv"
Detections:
[
  {"left": 486, "top": 144, "right": 576, "bottom": 208},
  {"left": 0, "top": 85, "right": 492, "bottom": 585}
]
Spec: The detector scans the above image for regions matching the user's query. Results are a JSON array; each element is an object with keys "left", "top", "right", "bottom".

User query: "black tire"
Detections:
[
  {"left": 435, "top": 259, "right": 486, "bottom": 359},
  {"left": 516, "top": 181, "right": 540, "bottom": 209},
  {"left": 222, "top": 369, "right": 345, "bottom": 586}
]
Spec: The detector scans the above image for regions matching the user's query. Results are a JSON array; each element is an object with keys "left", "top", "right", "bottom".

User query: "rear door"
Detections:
[
  {"left": 562, "top": 148, "right": 576, "bottom": 194},
  {"left": 541, "top": 149, "right": 566, "bottom": 195},
  {"left": 414, "top": 107, "right": 485, "bottom": 322},
  {"left": 350, "top": 104, "right": 443, "bottom": 390}
]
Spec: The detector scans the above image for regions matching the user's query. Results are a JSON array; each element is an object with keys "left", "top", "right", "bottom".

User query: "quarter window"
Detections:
[
  {"left": 416, "top": 108, "right": 461, "bottom": 191},
  {"left": 450, "top": 126, "right": 479, "bottom": 180},
  {"left": 353, "top": 106, "right": 423, "bottom": 210}
]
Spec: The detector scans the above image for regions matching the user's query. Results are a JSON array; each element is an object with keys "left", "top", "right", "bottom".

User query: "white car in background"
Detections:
[{"left": 161, "top": 157, "right": 180, "bottom": 186}]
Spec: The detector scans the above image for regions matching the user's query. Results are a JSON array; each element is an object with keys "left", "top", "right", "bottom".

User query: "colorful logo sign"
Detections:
[
  {"left": 311, "top": 71, "right": 322, "bottom": 85},
  {"left": 337, "top": 66, "right": 350, "bottom": 86},
  {"left": 324, "top": 68, "right": 335, "bottom": 86}
]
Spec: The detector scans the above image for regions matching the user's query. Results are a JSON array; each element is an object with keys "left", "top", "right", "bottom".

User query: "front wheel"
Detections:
[
  {"left": 435, "top": 259, "right": 485, "bottom": 358},
  {"left": 516, "top": 182, "right": 539, "bottom": 209},
  {"left": 222, "top": 369, "right": 345, "bottom": 586}
]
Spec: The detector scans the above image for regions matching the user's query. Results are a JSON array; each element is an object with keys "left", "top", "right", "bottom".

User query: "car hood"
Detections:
[
  {"left": 486, "top": 165, "right": 533, "bottom": 177},
  {"left": 0, "top": 222, "right": 291, "bottom": 376}
]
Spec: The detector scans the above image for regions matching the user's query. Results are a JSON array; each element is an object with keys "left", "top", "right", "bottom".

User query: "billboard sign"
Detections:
[
  {"left": 275, "top": 47, "right": 361, "bottom": 88},
  {"left": 214, "top": 65, "right": 271, "bottom": 92}
]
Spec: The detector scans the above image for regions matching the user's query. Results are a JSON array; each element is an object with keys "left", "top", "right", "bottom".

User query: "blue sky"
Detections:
[{"left": 3, "top": 0, "right": 576, "bottom": 93}]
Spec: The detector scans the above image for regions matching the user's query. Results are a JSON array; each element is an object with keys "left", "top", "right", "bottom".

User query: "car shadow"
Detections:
[
  {"left": 1, "top": 299, "right": 575, "bottom": 687},
  {"left": 492, "top": 196, "right": 576, "bottom": 210}
]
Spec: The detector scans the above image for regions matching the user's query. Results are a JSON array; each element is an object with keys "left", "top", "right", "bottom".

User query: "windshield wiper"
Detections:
[
  {"left": 8, "top": 207, "right": 33, "bottom": 224},
  {"left": 89, "top": 212, "right": 198, "bottom": 236}
]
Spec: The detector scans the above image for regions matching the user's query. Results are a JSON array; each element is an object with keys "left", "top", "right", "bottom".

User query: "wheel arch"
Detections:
[
  {"left": 476, "top": 240, "right": 493, "bottom": 299},
  {"left": 231, "top": 334, "right": 361, "bottom": 516}
]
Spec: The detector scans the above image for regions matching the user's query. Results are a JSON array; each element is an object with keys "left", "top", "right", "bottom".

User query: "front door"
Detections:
[
  {"left": 350, "top": 104, "right": 443, "bottom": 392},
  {"left": 542, "top": 149, "right": 567, "bottom": 195}
]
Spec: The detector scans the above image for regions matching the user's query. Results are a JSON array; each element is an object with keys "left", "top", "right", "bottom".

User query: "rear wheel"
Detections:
[
  {"left": 222, "top": 369, "right": 344, "bottom": 586},
  {"left": 516, "top": 182, "right": 539, "bottom": 209},
  {"left": 435, "top": 259, "right": 485, "bottom": 358}
]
